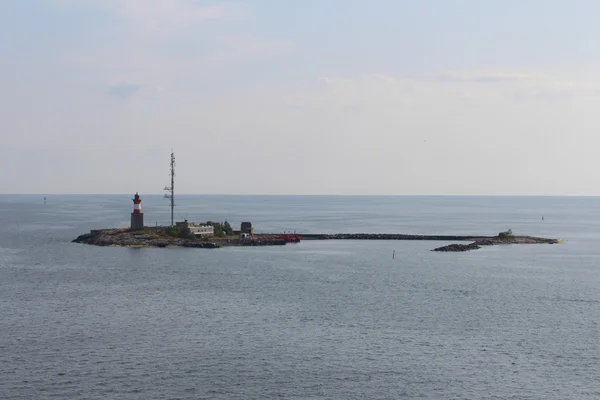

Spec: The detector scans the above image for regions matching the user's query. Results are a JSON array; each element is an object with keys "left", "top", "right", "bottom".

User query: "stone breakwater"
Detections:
[
  {"left": 299, "top": 234, "right": 482, "bottom": 241},
  {"left": 296, "top": 233, "right": 558, "bottom": 252}
]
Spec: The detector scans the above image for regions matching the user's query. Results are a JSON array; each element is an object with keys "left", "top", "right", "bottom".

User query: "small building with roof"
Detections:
[
  {"left": 240, "top": 222, "right": 253, "bottom": 235},
  {"left": 176, "top": 220, "right": 214, "bottom": 237}
]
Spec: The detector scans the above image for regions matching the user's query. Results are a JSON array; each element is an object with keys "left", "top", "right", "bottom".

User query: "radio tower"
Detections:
[{"left": 163, "top": 151, "right": 175, "bottom": 226}]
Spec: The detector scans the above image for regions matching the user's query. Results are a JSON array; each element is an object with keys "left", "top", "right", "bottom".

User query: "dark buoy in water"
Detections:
[
  {"left": 44, "top": 197, "right": 46, "bottom": 204},
  {"left": 393, "top": 250, "right": 395, "bottom": 259},
  {"left": 542, "top": 216, "right": 544, "bottom": 220}
]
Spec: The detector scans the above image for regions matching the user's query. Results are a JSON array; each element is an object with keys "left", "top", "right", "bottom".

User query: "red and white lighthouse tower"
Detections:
[{"left": 130, "top": 192, "right": 144, "bottom": 230}]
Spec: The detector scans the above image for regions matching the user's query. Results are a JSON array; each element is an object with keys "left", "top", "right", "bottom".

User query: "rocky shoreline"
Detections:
[
  {"left": 72, "top": 229, "right": 288, "bottom": 248},
  {"left": 73, "top": 229, "right": 559, "bottom": 252}
]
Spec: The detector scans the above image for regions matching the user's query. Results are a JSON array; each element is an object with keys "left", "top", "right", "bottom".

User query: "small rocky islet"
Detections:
[
  {"left": 72, "top": 228, "right": 559, "bottom": 252},
  {"left": 431, "top": 236, "right": 558, "bottom": 252}
]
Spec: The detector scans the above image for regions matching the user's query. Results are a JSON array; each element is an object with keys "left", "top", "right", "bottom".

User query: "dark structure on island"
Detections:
[
  {"left": 131, "top": 192, "right": 144, "bottom": 230},
  {"left": 241, "top": 222, "right": 253, "bottom": 235},
  {"left": 163, "top": 151, "right": 175, "bottom": 226}
]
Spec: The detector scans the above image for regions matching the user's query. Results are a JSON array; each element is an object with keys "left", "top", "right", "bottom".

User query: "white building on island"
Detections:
[{"left": 175, "top": 220, "right": 214, "bottom": 236}]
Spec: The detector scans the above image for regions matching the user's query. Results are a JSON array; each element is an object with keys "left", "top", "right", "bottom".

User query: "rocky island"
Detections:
[
  {"left": 74, "top": 192, "right": 559, "bottom": 252},
  {"left": 72, "top": 227, "right": 558, "bottom": 252},
  {"left": 77, "top": 172, "right": 559, "bottom": 252},
  {"left": 75, "top": 186, "right": 559, "bottom": 252}
]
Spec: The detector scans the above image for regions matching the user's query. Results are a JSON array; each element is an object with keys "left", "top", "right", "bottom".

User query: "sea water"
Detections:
[{"left": 0, "top": 195, "right": 599, "bottom": 399}]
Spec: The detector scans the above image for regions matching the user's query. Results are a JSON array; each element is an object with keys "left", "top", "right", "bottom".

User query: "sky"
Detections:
[{"left": 2, "top": 0, "right": 600, "bottom": 195}]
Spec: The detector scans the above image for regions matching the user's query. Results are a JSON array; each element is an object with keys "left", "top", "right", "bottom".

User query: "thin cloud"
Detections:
[
  {"left": 55, "top": 0, "right": 242, "bottom": 37},
  {"left": 438, "top": 72, "right": 532, "bottom": 83},
  {"left": 314, "top": 71, "right": 600, "bottom": 107}
]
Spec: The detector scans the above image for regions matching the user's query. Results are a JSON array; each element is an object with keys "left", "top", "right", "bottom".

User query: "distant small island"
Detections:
[
  {"left": 72, "top": 226, "right": 558, "bottom": 252},
  {"left": 75, "top": 177, "right": 559, "bottom": 253}
]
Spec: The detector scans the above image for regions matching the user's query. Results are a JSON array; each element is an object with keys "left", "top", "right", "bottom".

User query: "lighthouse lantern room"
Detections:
[{"left": 131, "top": 192, "right": 144, "bottom": 230}]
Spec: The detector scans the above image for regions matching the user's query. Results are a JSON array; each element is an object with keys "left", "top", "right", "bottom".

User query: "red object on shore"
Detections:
[{"left": 280, "top": 233, "right": 301, "bottom": 243}]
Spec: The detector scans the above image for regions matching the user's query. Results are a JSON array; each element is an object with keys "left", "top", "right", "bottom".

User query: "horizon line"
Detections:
[{"left": 2, "top": 193, "right": 600, "bottom": 198}]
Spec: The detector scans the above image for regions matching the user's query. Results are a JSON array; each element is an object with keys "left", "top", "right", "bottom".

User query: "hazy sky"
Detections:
[{"left": 2, "top": 0, "right": 600, "bottom": 195}]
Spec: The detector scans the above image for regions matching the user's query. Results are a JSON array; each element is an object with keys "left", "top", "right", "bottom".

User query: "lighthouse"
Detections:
[{"left": 130, "top": 192, "right": 144, "bottom": 230}]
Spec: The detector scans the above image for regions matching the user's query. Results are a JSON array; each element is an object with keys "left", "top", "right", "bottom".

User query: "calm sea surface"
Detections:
[{"left": 1, "top": 195, "right": 599, "bottom": 399}]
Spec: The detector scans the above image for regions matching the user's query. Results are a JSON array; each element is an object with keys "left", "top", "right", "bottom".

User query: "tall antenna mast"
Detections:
[{"left": 163, "top": 151, "right": 175, "bottom": 226}]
